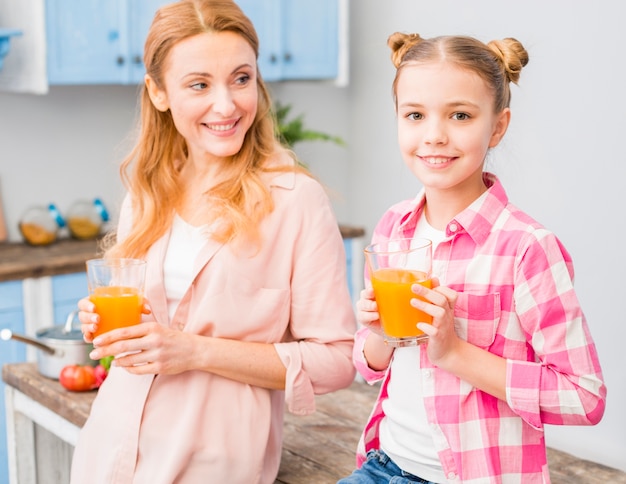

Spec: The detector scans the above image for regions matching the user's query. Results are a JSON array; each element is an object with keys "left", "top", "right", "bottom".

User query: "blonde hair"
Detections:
[
  {"left": 388, "top": 32, "right": 529, "bottom": 112},
  {"left": 106, "top": 0, "right": 303, "bottom": 258}
]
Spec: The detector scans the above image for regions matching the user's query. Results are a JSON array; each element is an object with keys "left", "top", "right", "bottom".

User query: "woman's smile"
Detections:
[{"left": 203, "top": 119, "right": 239, "bottom": 134}]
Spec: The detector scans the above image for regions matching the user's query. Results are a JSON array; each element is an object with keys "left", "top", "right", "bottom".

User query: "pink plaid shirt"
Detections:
[{"left": 354, "top": 173, "right": 606, "bottom": 483}]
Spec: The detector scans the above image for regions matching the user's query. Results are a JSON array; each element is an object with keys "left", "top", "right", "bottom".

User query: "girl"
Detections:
[
  {"left": 339, "top": 32, "right": 606, "bottom": 483},
  {"left": 70, "top": 1, "right": 356, "bottom": 483}
]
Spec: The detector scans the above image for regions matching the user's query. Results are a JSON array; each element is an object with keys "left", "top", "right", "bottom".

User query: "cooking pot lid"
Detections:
[
  {"left": 36, "top": 310, "right": 85, "bottom": 342},
  {"left": 37, "top": 325, "right": 84, "bottom": 341}
]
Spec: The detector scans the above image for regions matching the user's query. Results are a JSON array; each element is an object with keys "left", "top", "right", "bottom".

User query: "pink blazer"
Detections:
[{"left": 71, "top": 169, "right": 357, "bottom": 484}]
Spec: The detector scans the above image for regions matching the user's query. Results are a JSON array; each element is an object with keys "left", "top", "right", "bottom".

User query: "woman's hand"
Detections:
[
  {"left": 79, "top": 299, "right": 287, "bottom": 387},
  {"left": 410, "top": 277, "right": 462, "bottom": 366},
  {"left": 77, "top": 296, "right": 100, "bottom": 342},
  {"left": 88, "top": 323, "right": 288, "bottom": 389},
  {"left": 88, "top": 322, "right": 198, "bottom": 376}
]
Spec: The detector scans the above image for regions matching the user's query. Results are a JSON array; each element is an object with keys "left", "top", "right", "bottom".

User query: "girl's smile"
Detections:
[{"left": 419, "top": 156, "right": 456, "bottom": 166}]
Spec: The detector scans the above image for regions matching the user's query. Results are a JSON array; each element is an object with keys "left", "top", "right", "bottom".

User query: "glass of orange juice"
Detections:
[
  {"left": 364, "top": 238, "right": 432, "bottom": 347},
  {"left": 86, "top": 258, "right": 147, "bottom": 338}
]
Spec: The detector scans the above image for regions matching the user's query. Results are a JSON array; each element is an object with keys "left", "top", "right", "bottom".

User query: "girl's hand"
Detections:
[
  {"left": 355, "top": 287, "right": 384, "bottom": 337},
  {"left": 410, "top": 278, "right": 461, "bottom": 365},
  {"left": 77, "top": 297, "right": 152, "bottom": 343},
  {"left": 88, "top": 321, "right": 196, "bottom": 376},
  {"left": 411, "top": 279, "right": 508, "bottom": 400},
  {"left": 357, "top": 287, "right": 394, "bottom": 371}
]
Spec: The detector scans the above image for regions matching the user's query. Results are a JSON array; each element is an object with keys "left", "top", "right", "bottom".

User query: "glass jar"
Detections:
[
  {"left": 19, "top": 204, "right": 65, "bottom": 246},
  {"left": 66, "top": 198, "right": 109, "bottom": 240}
]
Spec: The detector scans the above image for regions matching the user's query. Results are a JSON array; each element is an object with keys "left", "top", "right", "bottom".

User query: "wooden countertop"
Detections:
[
  {"left": 3, "top": 362, "right": 625, "bottom": 483},
  {"left": 0, "top": 224, "right": 365, "bottom": 283},
  {"left": 2, "top": 362, "right": 95, "bottom": 428},
  {"left": 2, "top": 362, "right": 377, "bottom": 483}
]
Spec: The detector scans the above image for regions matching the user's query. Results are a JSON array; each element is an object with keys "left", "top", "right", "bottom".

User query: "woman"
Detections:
[{"left": 70, "top": 1, "right": 356, "bottom": 483}]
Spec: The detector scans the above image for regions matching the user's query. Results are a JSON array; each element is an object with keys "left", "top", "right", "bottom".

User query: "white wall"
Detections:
[
  {"left": 0, "top": 0, "right": 624, "bottom": 472},
  {"left": 346, "top": 0, "right": 626, "bottom": 472},
  {"left": 0, "top": 82, "right": 352, "bottom": 239},
  {"left": 0, "top": 86, "right": 138, "bottom": 239}
]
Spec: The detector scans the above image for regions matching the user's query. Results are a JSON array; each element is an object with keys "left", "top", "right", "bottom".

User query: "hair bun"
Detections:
[
  {"left": 487, "top": 37, "right": 529, "bottom": 84},
  {"left": 387, "top": 32, "right": 423, "bottom": 68}
]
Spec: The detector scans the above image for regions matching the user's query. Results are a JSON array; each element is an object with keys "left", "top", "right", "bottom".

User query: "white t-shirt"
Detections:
[
  {"left": 380, "top": 211, "right": 447, "bottom": 483},
  {"left": 163, "top": 214, "right": 208, "bottom": 321}
]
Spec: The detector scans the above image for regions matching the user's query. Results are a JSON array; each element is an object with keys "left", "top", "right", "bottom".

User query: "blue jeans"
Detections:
[{"left": 337, "top": 450, "right": 438, "bottom": 483}]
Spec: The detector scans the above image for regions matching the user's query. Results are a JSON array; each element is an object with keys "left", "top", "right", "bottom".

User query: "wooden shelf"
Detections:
[
  {"left": 0, "top": 224, "right": 364, "bottom": 283},
  {"left": 0, "top": 238, "right": 101, "bottom": 282}
]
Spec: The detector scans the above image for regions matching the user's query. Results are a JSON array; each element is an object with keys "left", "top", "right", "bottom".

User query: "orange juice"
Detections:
[
  {"left": 371, "top": 268, "right": 432, "bottom": 338},
  {"left": 89, "top": 286, "right": 142, "bottom": 337}
]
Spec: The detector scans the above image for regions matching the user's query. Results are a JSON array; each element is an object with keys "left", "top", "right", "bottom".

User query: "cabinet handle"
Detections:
[
  {"left": 284, "top": 52, "right": 292, "bottom": 62},
  {"left": 269, "top": 54, "right": 277, "bottom": 64},
  {"left": 133, "top": 55, "right": 143, "bottom": 65},
  {"left": 116, "top": 56, "right": 125, "bottom": 66}
]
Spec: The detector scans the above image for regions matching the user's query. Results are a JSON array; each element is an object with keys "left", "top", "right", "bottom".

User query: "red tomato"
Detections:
[
  {"left": 94, "top": 364, "right": 108, "bottom": 387},
  {"left": 59, "top": 364, "right": 98, "bottom": 392}
]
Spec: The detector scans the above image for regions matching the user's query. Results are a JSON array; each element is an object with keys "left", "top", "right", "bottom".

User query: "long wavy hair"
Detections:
[{"left": 105, "top": 0, "right": 303, "bottom": 258}]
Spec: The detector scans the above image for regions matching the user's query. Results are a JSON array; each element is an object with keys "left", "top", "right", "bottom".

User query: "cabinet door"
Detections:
[
  {"left": 0, "top": 281, "right": 26, "bottom": 484},
  {"left": 236, "top": 0, "right": 282, "bottom": 81},
  {"left": 280, "top": 0, "right": 338, "bottom": 80},
  {"left": 46, "top": 0, "right": 168, "bottom": 85},
  {"left": 51, "top": 272, "right": 88, "bottom": 323},
  {"left": 46, "top": 0, "right": 126, "bottom": 84},
  {"left": 127, "top": 0, "right": 172, "bottom": 83},
  {"left": 236, "top": 0, "right": 338, "bottom": 82}
]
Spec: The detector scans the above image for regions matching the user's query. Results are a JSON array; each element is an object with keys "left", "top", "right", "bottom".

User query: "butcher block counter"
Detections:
[
  {"left": 4, "top": 363, "right": 626, "bottom": 483},
  {"left": 2, "top": 362, "right": 377, "bottom": 484}
]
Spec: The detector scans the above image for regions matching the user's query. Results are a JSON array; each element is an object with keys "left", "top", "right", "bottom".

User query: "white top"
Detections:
[
  {"left": 380, "top": 211, "right": 447, "bottom": 483},
  {"left": 163, "top": 214, "right": 208, "bottom": 320}
]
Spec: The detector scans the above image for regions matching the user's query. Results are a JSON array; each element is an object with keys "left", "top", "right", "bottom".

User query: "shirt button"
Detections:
[
  {"left": 449, "top": 222, "right": 458, "bottom": 232},
  {"left": 447, "top": 472, "right": 457, "bottom": 480},
  {"left": 423, "top": 370, "right": 432, "bottom": 378}
]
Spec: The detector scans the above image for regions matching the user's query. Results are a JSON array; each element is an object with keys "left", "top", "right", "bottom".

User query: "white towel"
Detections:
[{"left": 0, "top": 0, "right": 48, "bottom": 94}]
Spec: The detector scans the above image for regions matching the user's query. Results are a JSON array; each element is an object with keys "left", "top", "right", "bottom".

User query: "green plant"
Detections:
[{"left": 273, "top": 101, "right": 345, "bottom": 149}]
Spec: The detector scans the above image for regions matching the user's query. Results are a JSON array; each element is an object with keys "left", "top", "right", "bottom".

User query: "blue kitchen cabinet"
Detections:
[
  {"left": 0, "top": 281, "right": 26, "bottom": 484},
  {"left": 46, "top": 0, "right": 170, "bottom": 84},
  {"left": 51, "top": 272, "right": 88, "bottom": 323},
  {"left": 0, "top": 273, "right": 87, "bottom": 483},
  {"left": 46, "top": 0, "right": 339, "bottom": 84},
  {"left": 236, "top": 0, "right": 338, "bottom": 81}
]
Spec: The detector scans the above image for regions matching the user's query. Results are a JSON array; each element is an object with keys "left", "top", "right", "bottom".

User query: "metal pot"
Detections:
[{"left": 0, "top": 311, "right": 95, "bottom": 379}]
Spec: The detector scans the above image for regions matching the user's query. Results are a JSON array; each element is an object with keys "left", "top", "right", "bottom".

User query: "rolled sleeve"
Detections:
[
  {"left": 271, "top": 174, "right": 357, "bottom": 415},
  {"left": 274, "top": 343, "right": 316, "bottom": 414},
  {"left": 275, "top": 339, "right": 354, "bottom": 415},
  {"left": 511, "top": 230, "right": 606, "bottom": 426},
  {"left": 506, "top": 359, "right": 543, "bottom": 429}
]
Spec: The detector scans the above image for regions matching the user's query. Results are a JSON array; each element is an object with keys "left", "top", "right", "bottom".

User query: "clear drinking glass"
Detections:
[
  {"left": 86, "top": 258, "right": 147, "bottom": 338},
  {"left": 364, "top": 238, "right": 433, "bottom": 347}
]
